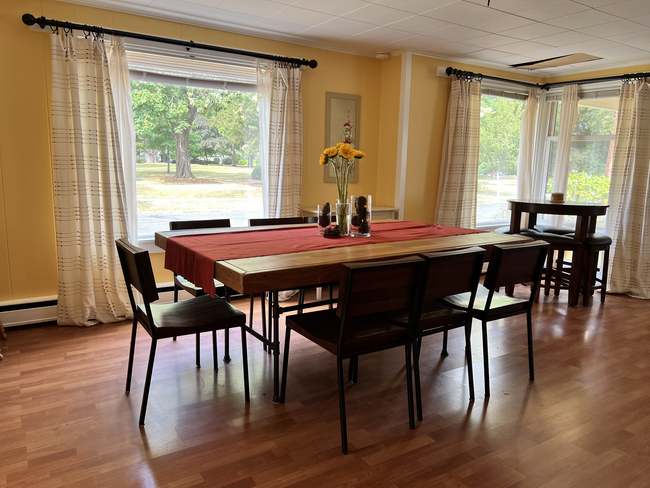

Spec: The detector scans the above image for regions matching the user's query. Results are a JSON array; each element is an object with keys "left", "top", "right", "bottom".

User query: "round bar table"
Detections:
[{"left": 508, "top": 200, "right": 608, "bottom": 307}]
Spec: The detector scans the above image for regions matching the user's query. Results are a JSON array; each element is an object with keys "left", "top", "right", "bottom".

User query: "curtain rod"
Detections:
[
  {"left": 446, "top": 67, "right": 650, "bottom": 90},
  {"left": 22, "top": 13, "right": 318, "bottom": 69}
]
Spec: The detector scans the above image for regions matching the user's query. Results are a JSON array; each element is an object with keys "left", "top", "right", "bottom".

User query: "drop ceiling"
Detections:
[{"left": 56, "top": 0, "right": 650, "bottom": 77}]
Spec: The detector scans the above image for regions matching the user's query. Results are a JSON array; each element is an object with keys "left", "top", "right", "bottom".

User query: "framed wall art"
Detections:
[{"left": 324, "top": 92, "right": 361, "bottom": 183}]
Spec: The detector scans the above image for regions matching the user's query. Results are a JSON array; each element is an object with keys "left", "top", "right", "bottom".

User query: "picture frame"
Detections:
[{"left": 324, "top": 92, "right": 361, "bottom": 183}]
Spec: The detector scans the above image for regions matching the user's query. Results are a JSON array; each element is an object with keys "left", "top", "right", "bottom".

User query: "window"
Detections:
[
  {"left": 477, "top": 94, "right": 526, "bottom": 225},
  {"left": 543, "top": 97, "right": 617, "bottom": 230},
  {"left": 125, "top": 46, "right": 263, "bottom": 241}
]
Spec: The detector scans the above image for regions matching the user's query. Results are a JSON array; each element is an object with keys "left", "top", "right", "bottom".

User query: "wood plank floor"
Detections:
[{"left": 1, "top": 289, "right": 649, "bottom": 487}]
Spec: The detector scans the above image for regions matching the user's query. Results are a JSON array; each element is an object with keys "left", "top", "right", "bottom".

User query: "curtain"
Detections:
[
  {"left": 435, "top": 77, "right": 481, "bottom": 228},
  {"left": 257, "top": 61, "right": 303, "bottom": 218},
  {"left": 516, "top": 88, "right": 539, "bottom": 202},
  {"left": 550, "top": 85, "right": 579, "bottom": 226},
  {"left": 108, "top": 38, "right": 137, "bottom": 242},
  {"left": 51, "top": 33, "right": 131, "bottom": 325},
  {"left": 606, "top": 79, "right": 650, "bottom": 299},
  {"left": 530, "top": 90, "right": 551, "bottom": 202}
]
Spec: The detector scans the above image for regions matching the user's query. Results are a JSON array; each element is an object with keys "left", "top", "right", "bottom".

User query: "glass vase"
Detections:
[
  {"left": 336, "top": 199, "right": 350, "bottom": 236},
  {"left": 350, "top": 195, "right": 372, "bottom": 237},
  {"left": 317, "top": 203, "right": 333, "bottom": 234}
]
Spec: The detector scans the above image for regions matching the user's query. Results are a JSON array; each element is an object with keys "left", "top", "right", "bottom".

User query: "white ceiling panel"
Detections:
[{"left": 52, "top": 0, "right": 650, "bottom": 77}]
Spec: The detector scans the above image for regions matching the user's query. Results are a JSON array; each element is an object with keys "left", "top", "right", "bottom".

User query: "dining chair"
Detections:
[
  {"left": 115, "top": 238, "right": 250, "bottom": 425},
  {"left": 441, "top": 241, "right": 548, "bottom": 397},
  {"left": 248, "top": 216, "right": 329, "bottom": 352},
  {"left": 565, "top": 232, "right": 611, "bottom": 305},
  {"left": 381, "top": 247, "right": 486, "bottom": 419},
  {"left": 169, "top": 218, "right": 231, "bottom": 367},
  {"left": 280, "top": 256, "right": 425, "bottom": 455}
]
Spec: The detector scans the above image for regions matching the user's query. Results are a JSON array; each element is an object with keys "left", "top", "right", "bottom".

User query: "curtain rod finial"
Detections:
[
  {"left": 308, "top": 59, "right": 318, "bottom": 69},
  {"left": 22, "top": 13, "right": 36, "bottom": 26}
]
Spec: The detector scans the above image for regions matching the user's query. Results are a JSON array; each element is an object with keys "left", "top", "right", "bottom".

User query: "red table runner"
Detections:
[{"left": 164, "top": 221, "right": 484, "bottom": 296}]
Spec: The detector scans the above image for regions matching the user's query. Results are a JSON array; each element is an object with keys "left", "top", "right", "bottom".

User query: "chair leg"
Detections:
[
  {"left": 404, "top": 342, "right": 415, "bottom": 430},
  {"left": 196, "top": 333, "right": 201, "bottom": 368},
  {"left": 267, "top": 293, "right": 273, "bottom": 355},
  {"left": 545, "top": 249, "right": 553, "bottom": 297},
  {"left": 482, "top": 320, "right": 490, "bottom": 397},
  {"left": 441, "top": 330, "right": 449, "bottom": 356},
  {"left": 465, "top": 321, "right": 475, "bottom": 402},
  {"left": 212, "top": 330, "right": 218, "bottom": 371},
  {"left": 298, "top": 289, "right": 305, "bottom": 312},
  {"left": 583, "top": 247, "right": 596, "bottom": 307},
  {"left": 173, "top": 280, "right": 179, "bottom": 303},
  {"left": 413, "top": 336, "right": 423, "bottom": 422},
  {"left": 347, "top": 356, "right": 358, "bottom": 383},
  {"left": 224, "top": 328, "right": 231, "bottom": 363},
  {"left": 241, "top": 326, "right": 250, "bottom": 402},
  {"left": 125, "top": 317, "right": 138, "bottom": 393},
  {"left": 336, "top": 357, "right": 349, "bottom": 455},
  {"left": 280, "top": 327, "right": 292, "bottom": 404},
  {"left": 601, "top": 247, "right": 609, "bottom": 303},
  {"left": 329, "top": 286, "right": 334, "bottom": 309},
  {"left": 139, "top": 338, "right": 158, "bottom": 425},
  {"left": 527, "top": 309, "right": 535, "bottom": 382},
  {"left": 261, "top": 293, "right": 267, "bottom": 352}
]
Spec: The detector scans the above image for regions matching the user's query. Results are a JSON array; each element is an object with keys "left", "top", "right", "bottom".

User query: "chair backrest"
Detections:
[
  {"left": 483, "top": 241, "right": 549, "bottom": 293},
  {"left": 419, "top": 246, "right": 486, "bottom": 301},
  {"left": 115, "top": 238, "right": 159, "bottom": 305},
  {"left": 337, "top": 256, "right": 424, "bottom": 320},
  {"left": 248, "top": 217, "right": 316, "bottom": 226},
  {"left": 169, "top": 218, "right": 231, "bottom": 230}
]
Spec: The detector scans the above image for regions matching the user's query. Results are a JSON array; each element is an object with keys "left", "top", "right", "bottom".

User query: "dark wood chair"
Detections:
[
  {"left": 116, "top": 238, "right": 250, "bottom": 425},
  {"left": 381, "top": 247, "right": 486, "bottom": 419},
  {"left": 169, "top": 219, "right": 231, "bottom": 366},
  {"left": 248, "top": 216, "right": 328, "bottom": 353},
  {"left": 565, "top": 232, "right": 611, "bottom": 305},
  {"left": 442, "top": 241, "right": 548, "bottom": 397},
  {"left": 280, "top": 256, "right": 425, "bottom": 454}
]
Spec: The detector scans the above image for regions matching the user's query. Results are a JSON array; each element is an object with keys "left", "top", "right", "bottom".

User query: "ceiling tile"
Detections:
[
  {"left": 347, "top": 27, "right": 418, "bottom": 44},
  {"left": 635, "top": 14, "right": 650, "bottom": 27},
  {"left": 490, "top": 53, "right": 538, "bottom": 65},
  {"left": 345, "top": 4, "right": 414, "bottom": 25},
  {"left": 560, "top": 38, "right": 623, "bottom": 53},
  {"left": 486, "top": 13, "right": 539, "bottom": 33},
  {"left": 421, "top": 2, "right": 502, "bottom": 25},
  {"left": 469, "top": 48, "right": 516, "bottom": 60},
  {"left": 595, "top": 45, "right": 650, "bottom": 60},
  {"left": 147, "top": 0, "right": 214, "bottom": 16},
  {"left": 577, "top": 19, "right": 649, "bottom": 37},
  {"left": 599, "top": 0, "right": 650, "bottom": 18},
  {"left": 375, "top": 0, "right": 460, "bottom": 15},
  {"left": 312, "top": 17, "right": 377, "bottom": 35},
  {"left": 218, "top": 0, "right": 288, "bottom": 17},
  {"left": 402, "top": 35, "right": 481, "bottom": 55},
  {"left": 534, "top": 31, "right": 596, "bottom": 47},
  {"left": 498, "top": 23, "right": 566, "bottom": 41},
  {"left": 496, "top": 40, "right": 556, "bottom": 55},
  {"left": 571, "top": 0, "right": 629, "bottom": 7},
  {"left": 607, "top": 30, "right": 650, "bottom": 46},
  {"left": 202, "top": 8, "right": 266, "bottom": 26},
  {"left": 292, "top": 0, "right": 370, "bottom": 16},
  {"left": 510, "top": 1, "right": 590, "bottom": 22},
  {"left": 387, "top": 15, "right": 453, "bottom": 35},
  {"left": 267, "top": 6, "right": 335, "bottom": 27},
  {"left": 545, "top": 9, "right": 620, "bottom": 29},
  {"left": 428, "top": 26, "right": 491, "bottom": 42},
  {"left": 463, "top": 0, "right": 538, "bottom": 9},
  {"left": 254, "top": 17, "right": 309, "bottom": 34},
  {"left": 460, "top": 33, "right": 521, "bottom": 49}
]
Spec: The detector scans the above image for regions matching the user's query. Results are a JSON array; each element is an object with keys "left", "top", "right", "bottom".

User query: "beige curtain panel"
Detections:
[
  {"left": 606, "top": 79, "right": 650, "bottom": 299},
  {"left": 257, "top": 62, "right": 303, "bottom": 218},
  {"left": 51, "top": 33, "right": 131, "bottom": 325},
  {"left": 435, "top": 78, "right": 482, "bottom": 228}
]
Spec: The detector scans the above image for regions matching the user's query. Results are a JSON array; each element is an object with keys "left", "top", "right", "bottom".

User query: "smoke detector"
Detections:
[{"left": 376, "top": 52, "right": 390, "bottom": 60}]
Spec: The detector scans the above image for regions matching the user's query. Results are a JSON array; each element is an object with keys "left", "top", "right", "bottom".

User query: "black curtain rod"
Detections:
[
  {"left": 22, "top": 13, "right": 318, "bottom": 69},
  {"left": 446, "top": 66, "right": 650, "bottom": 91}
]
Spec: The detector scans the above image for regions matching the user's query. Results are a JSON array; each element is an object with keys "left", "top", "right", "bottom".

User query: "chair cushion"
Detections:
[
  {"left": 286, "top": 309, "right": 407, "bottom": 356},
  {"left": 382, "top": 300, "right": 467, "bottom": 334},
  {"left": 442, "top": 285, "right": 529, "bottom": 320},
  {"left": 534, "top": 225, "right": 574, "bottom": 235},
  {"left": 494, "top": 226, "right": 535, "bottom": 235},
  {"left": 565, "top": 232, "right": 612, "bottom": 246},
  {"left": 520, "top": 230, "right": 581, "bottom": 247},
  {"left": 140, "top": 294, "right": 246, "bottom": 339}
]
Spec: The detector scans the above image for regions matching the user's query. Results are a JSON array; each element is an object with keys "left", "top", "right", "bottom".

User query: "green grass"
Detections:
[{"left": 136, "top": 162, "right": 258, "bottom": 182}]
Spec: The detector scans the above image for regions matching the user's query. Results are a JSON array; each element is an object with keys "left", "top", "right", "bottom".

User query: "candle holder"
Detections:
[{"left": 350, "top": 195, "right": 371, "bottom": 237}]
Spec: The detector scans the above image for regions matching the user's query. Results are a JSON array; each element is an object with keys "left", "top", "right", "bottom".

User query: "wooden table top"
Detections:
[{"left": 156, "top": 225, "right": 531, "bottom": 295}]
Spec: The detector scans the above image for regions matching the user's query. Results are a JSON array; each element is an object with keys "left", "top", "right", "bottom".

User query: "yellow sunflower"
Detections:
[
  {"left": 353, "top": 150, "right": 366, "bottom": 159},
  {"left": 339, "top": 144, "right": 355, "bottom": 160},
  {"left": 324, "top": 146, "right": 338, "bottom": 158},
  {"left": 319, "top": 154, "right": 328, "bottom": 165}
]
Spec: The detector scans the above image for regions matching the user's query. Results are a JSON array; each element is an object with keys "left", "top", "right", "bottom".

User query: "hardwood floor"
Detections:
[{"left": 1, "top": 289, "right": 649, "bottom": 487}]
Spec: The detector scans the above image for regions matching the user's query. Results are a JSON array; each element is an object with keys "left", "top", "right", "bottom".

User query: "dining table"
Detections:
[
  {"left": 507, "top": 199, "right": 609, "bottom": 306},
  {"left": 156, "top": 220, "right": 532, "bottom": 403}
]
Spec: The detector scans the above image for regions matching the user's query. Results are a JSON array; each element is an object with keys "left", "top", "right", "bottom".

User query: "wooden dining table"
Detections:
[
  {"left": 156, "top": 221, "right": 531, "bottom": 403},
  {"left": 508, "top": 199, "right": 609, "bottom": 306}
]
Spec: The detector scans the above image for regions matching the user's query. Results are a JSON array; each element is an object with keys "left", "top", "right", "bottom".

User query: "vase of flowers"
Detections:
[{"left": 320, "top": 143, "right": 365, "bottom": 236}]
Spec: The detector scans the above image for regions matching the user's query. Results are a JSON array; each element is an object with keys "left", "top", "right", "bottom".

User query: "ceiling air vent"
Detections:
[{"left": 511, "top": 53, "right": 602, "bottom": 70}]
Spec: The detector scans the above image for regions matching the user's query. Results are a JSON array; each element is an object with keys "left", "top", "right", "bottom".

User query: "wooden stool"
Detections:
[
  {"left": 566, "top": 232, "right": 612, "bottom": 306},
  {"left": 520, "top": 230, "right": 582, "bottom": 300}
]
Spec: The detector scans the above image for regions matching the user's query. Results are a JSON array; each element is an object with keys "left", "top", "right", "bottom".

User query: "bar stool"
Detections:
[
  {"left": 566, "top": 232, "right": 612, "bottom": 305},
  {"left": 520, "top": 230, "right": 582, "bottom": 300}
]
